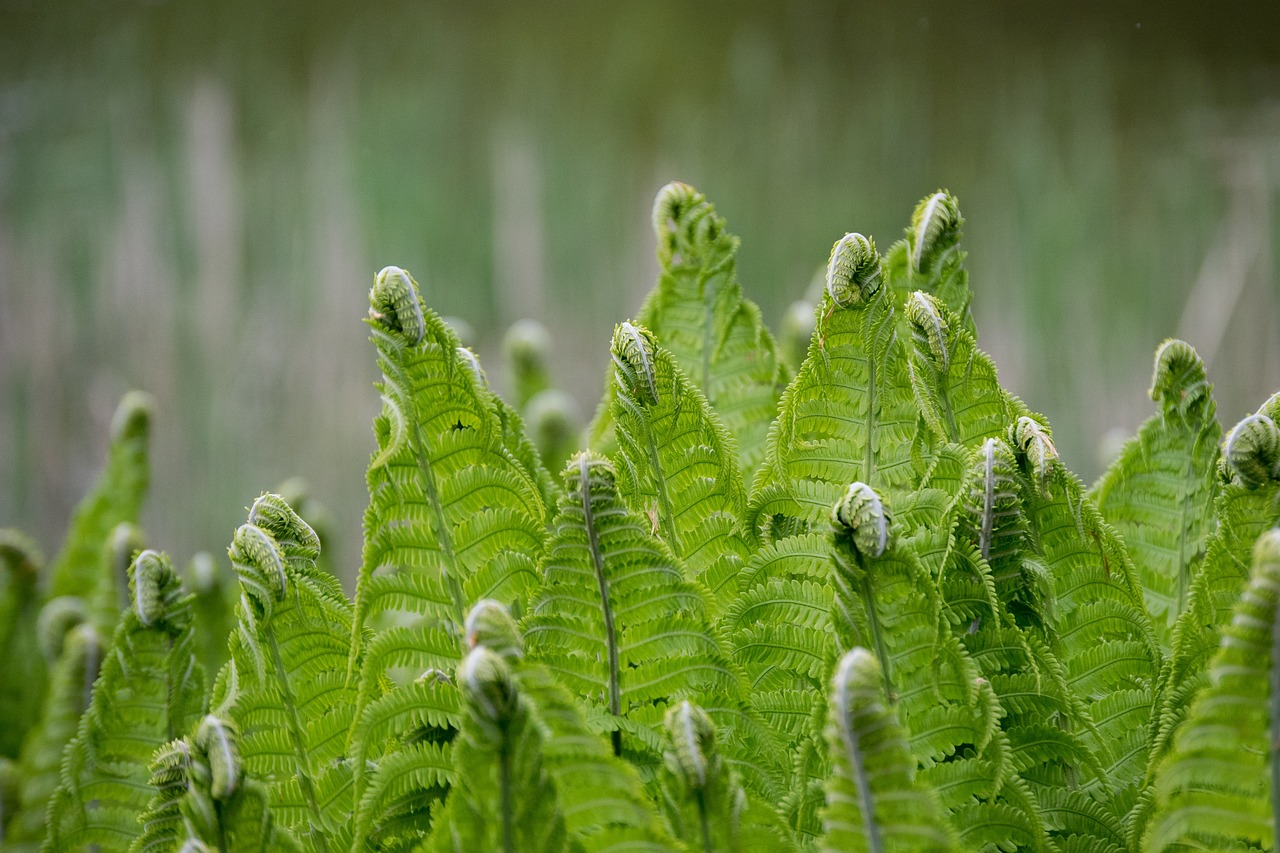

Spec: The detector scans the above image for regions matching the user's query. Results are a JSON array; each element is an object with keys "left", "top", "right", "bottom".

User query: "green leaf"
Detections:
[
  {"left": 608, "top": 321, "right": 750, "bottom": 610},
  {"left": 1144, "top": 528, "right": 1280, "bottom": 852},
  {"left": 1091, "top": 339, "right": 1221, "bottom": 646},
  {"left": 819, "top": 648, "right": 958, "bottom": 853},
  {"left": 47, "top": 391, "right": 152, "bottom": 605},
  {"left": 44, "top": 550, "right": 206, "bottom": 852}
]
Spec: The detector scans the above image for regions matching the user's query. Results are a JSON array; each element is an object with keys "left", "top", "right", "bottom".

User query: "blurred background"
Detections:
[{"left": 2, "top": 1, "right": 1279, "bottom": 584}]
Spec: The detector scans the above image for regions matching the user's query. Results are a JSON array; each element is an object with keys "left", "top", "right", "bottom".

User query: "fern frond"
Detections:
[
  {"left": 1143, "top": 528, "right": 1280, "bottom": 851},
  {"left": 47, "top": 391, "right": 153, "bottom": 602},
  {"left": 1091, "top": 339, "right": 1221, "bottom": 646},
  {"left": 608, "top": 321, "right": 750, "bottom": 609},
  {"left": 5, "top": 616, "right": 103, "bottom": 850},
  {"left": 882, "top": 190, "right": 972, "bottom": 327},
  {"left": 819, "top": 647, "right": 958, "bottom": 853},
  {"left": 750, "top": 233, "right": 919, "bottom": 535},
  {"left": 0, "top": 529, "right": 47, "bottom": 758},
  {"left": 130, "top": 715, "right": 303, "bottom": 853},
  {"left": 525, "top": 453, "right": 746, "bottom": 766},
  {"left": 44, "top": 550, "right": 206, "bottom": 852},
  {"left": 219, "top": 495, "right": 356, "bottom": 853},
  {"left": 903, "top": 291, "right": 1010, "bottom": 449}
]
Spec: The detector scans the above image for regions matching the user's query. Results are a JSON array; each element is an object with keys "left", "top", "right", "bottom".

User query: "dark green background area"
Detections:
[{"left": 2, "top": 1, "right": 1278, "bottom": 582}]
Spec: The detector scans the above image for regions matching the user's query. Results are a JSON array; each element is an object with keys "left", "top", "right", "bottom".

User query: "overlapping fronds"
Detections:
[
  {"left": 882, "top": 190, "right": 973, "bottom": 328},
  {"left": 4, "top": 616, "right": 103, "bottom": 850},
  {"left": 608, "top": 321, "right": 750, "bottom": 608},
  {"left": 1091, "top": 340, "right": 1221, "bottom": 646},
  {"left": 623, "top": 182, "right": 789, "bottom": 478},
  {"left": 903, "top": 290, "right": 1010, "bottom": 449},
  {"left": 0, "top": 529, "right": 46, "bottom": 758},
  {"left": 217, "top": 494, "right": 356, "bottom": 853},
  {"left": 524, "top": 453, "right": 753, "bottom": 776},
  {"left": 749, "top": 233, "right": 919, "bottom": 541},
  {"left": 44, "top": 550, "right": 205, "bottom": 852},
  {"left": 47, "top": 391, "right": 152, "bottom": 602},
  {"left": 1014, "top": 423, "right": 1162, "bottom": 799},
  {"left": 819, "top": 648, "right": 958, "bottom": 853},
  {"left": 130, "top": 715, "right": 302, "bottom": 853},
  {"left": 1143, "top": 528, "right": 1280, "bottom": 851},
  {"left": 1155, "top": 396, "right": 1280, "bottom": 770}
]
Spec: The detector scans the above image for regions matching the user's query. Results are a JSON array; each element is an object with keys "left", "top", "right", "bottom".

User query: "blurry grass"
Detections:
[{"left": 0, "top": 1, "right": 1277, "bottom": 583}]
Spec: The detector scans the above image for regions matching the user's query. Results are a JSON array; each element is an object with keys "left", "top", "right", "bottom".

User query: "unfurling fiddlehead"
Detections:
[
  {"left": 832, "top": 482, "right": 892, "bottom": 559},
  {"left": 826, "top": 233, "right": 884, "bottom": 308},
  {"left": 369, "top": 265, "right": 425, "bottom": 345},
  {"left": 907, "top": 191, "right": 962, "bottom": 276}
]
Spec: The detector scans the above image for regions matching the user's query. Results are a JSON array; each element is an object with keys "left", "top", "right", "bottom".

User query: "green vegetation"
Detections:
[{"left": 4, "top": 184, "right": 1280, "bottom": 851}]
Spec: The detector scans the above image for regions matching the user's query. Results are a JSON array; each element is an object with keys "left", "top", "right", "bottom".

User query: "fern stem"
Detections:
[
  {"left": 834, "top": 653, "right": 884, "bottom": 853},
  {"left": 857, "top": 554, "right": 894, "bottom": 703},
  {"left": 640, "top": 418, "right": 683, "bottom": 559},
  {"left": 267, "top": 626, "right": 330, "bottom": 853},
  {"left": 696, "top": 788, "right": 714, "bottom": 853},
  {"left": 1271, "top": 585, "right": 1280, "bottom": 853},
  {"left": 413, "top": 421, "right": 467, "bottom": 629},
  {"left": 499, "top": 737, "right": 515, "bottom": 853},
  {"left": 579, "top": 457, "right": 623, "bottom": 752}
]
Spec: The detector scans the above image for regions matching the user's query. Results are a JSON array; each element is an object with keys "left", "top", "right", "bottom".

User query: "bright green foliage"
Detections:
[
  {"left": 1092, "top": 340, "right": 1221, "bottom": 646},
  {"left": 657, "top": 699, "right": 790, "bottom": 852},
  {"left": 608, "top": 322, "right": 750, "bottom": 609},
  {"left": 0, "top": 529, "right": 46, "bottom": 758},
  {"left": 1154, "top": 396, "right": 1280, "bottom": 772},
  {"left": 130, "top": 715, "right": 302, "bottom": 853},
  {"left": 622, "top": 181, "right": 789, "bottom": 479},
  {"left": 47, "top": 391, "right": 152, "bottom": 602},
  {"left": 902, "top": 289, "right": 1010, "bottom": 451},
  {"left": 749, "top": 232, "right": 919, "bottom": 540},
  {"left": 524, "top": 454, "right": 752, "bottom": 775},
  {"left": 11, "top": 185, "right": 1280, "bottom": 853},
  {"left": 217, "top": 494, "right": 356, "bottom": 853},
  {"left": 44, "top": 550, "right": 205, "bottom": 852},
  {"left": 5, "top": 617, "right": 103, "bottom": 850},
  {"left": 882, "top": 190, "right": 973, "bottom": 328},
  {"left": 819, "top": 648, "right": 957, "bottom": 853},
  {"left": 1144, "top": 528, "right": 1280, "bottom": 852}
]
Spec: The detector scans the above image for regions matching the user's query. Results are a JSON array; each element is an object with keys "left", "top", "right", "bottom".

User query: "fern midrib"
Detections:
[
  {"left": 700, "top": 271, "right": 714, "bottom": 396},
  {"left": 864, "top": 317, "right": 878, "bottom": 489},
  {"left": 412, "top": 421, "right": 467, "bottom": 629},
  {"left": 855, "top": 554, "right": 894, "bottom": 703},
  {"left": 500, "top": 735, "right": 515, "bottom": 853},
  {"left": 639, "top": 409, "right": 684, "bottom": 558},
  {"left": 579, "top": 459, "right": 623, "bottom": 754},
  {"left": 836, "top": 676, "right": 884, "bottom": 853},
  {"left": 267, "top": 624, "right": 331, "bottom": 853}
]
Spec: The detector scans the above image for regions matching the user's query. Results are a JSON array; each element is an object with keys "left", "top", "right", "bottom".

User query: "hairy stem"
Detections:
[
  {"left": 580, "top": 458, "right": 623, "bottom": 755},
  {"left": 267, "top": 626, "right": 329, "bottom": 853},
  {"left": 413, "top": 421, "right": 467, "bottom": 631}
]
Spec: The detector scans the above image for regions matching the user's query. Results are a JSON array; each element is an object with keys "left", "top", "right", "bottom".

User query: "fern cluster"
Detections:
[{"left": 4, "top": 182, "right": 1280, "bottom": 851}]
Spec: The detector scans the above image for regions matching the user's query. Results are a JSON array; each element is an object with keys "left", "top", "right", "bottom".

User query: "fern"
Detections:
[
  {"left": 0, "top": 529, "right": 46, "bottom": 758},
  {"left": 883, "top": 190, "right": 974, "bottom": 327},
  {"left": 1143, "top": 528, "right": 1280, "bottom": 851},
  {"left": 608, "top": 321, "right": 751, "bottom": 609},
  {"left": 44, "top": 549, "right": 206, "bottom": 852},
  {"left": 819, "top": 647, "right": 958, "bottom": 853},
  {"left": 749, "top": 232, "right": 919, "bottom": 541},
  {"left": 523, "top": 453, "right": 767, "bottom": 784},
  {"left": 4, "top": 615, "right": 103, "bottom": 850},
  {"left": 217, "top": 494, "right": 356, "bottom": 852},
  {"left": 130, "top": 715, "right": 302, "bottom": 853},
  {"left": 47, "top": 391, "right": 153, "bottom": 602},
  {"left": 1091, "top": 340, "right": 1221, "bottom": 646}
]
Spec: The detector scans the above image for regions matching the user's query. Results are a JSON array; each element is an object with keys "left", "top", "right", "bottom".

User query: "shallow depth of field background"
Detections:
[{"left": 2, "top": 1, "right": 1279, "bottom": 582}]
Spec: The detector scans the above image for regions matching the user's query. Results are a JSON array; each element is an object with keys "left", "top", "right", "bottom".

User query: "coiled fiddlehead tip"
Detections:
[
  {"left": 458, "top": 645, "right": 518, "bottom": 727},
  {"left": 37, "top": 596, "right": 89, "bottom": 662},
  {"left": 826, "top": 233, "right": 883, "bottom": 308},
  {"left": 906, "top": 290, "right": 951, "bottom": 372},
  {"left": 248, "top": 493, "right": 320, "bottom": 562},
  {"left": 129, "top": 549, "right": 177, "bottom": 628},
  {"left": 611, "top": 321, "right": 660, "bottom": 405},
  {"left": 1012, "top": 416, "right": 1058, "bottom": 492},
  {"left": 456, "top": 346, "right": 487, "bottom": 389},
  {"left": 464, "top": 599, "right": 524, "bottom": 660},
  {"left": 0, "top": 527, "right": 44, "bottom": 580},
  {"left": 908, "top": 189, "right": 962, "bottom": 273},
  {"left": 833, "top": 647, "right": 881, "bottom": 707},
  {"left": 110, "top": 390, "right": 154, "bottom": 443},
  {"left": 652, "top": 181, "right": 701, "bottom": 244},
  {"left": 664, "top": 700, "right": 715, "bottom": 790},
  {"left": 230, "top": 523, "right": 288, "bottom": 605},
  {"left": 503, "top": 318, "right": 551, "bottom": 369},
  {"left": 369, "top": 265, "right": 426, "bottom": 345},
  {"left": 109, "top": 521, "right": 145, "bottom": 573},
  {"left": 1150, "top": 338, "right": 1209, "bottom": 412},
  {"left": 195, "top": 714, "right": 241, "bottom": 800},
  {"left": 565, "top": 450, "right": 617, "bottom": 496},
  {"left": 1223, "top": 413, "right": 1280, "bottom": 488},
  {"left": 832, "top": 482, "right": 893, "bottom": 558}
]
